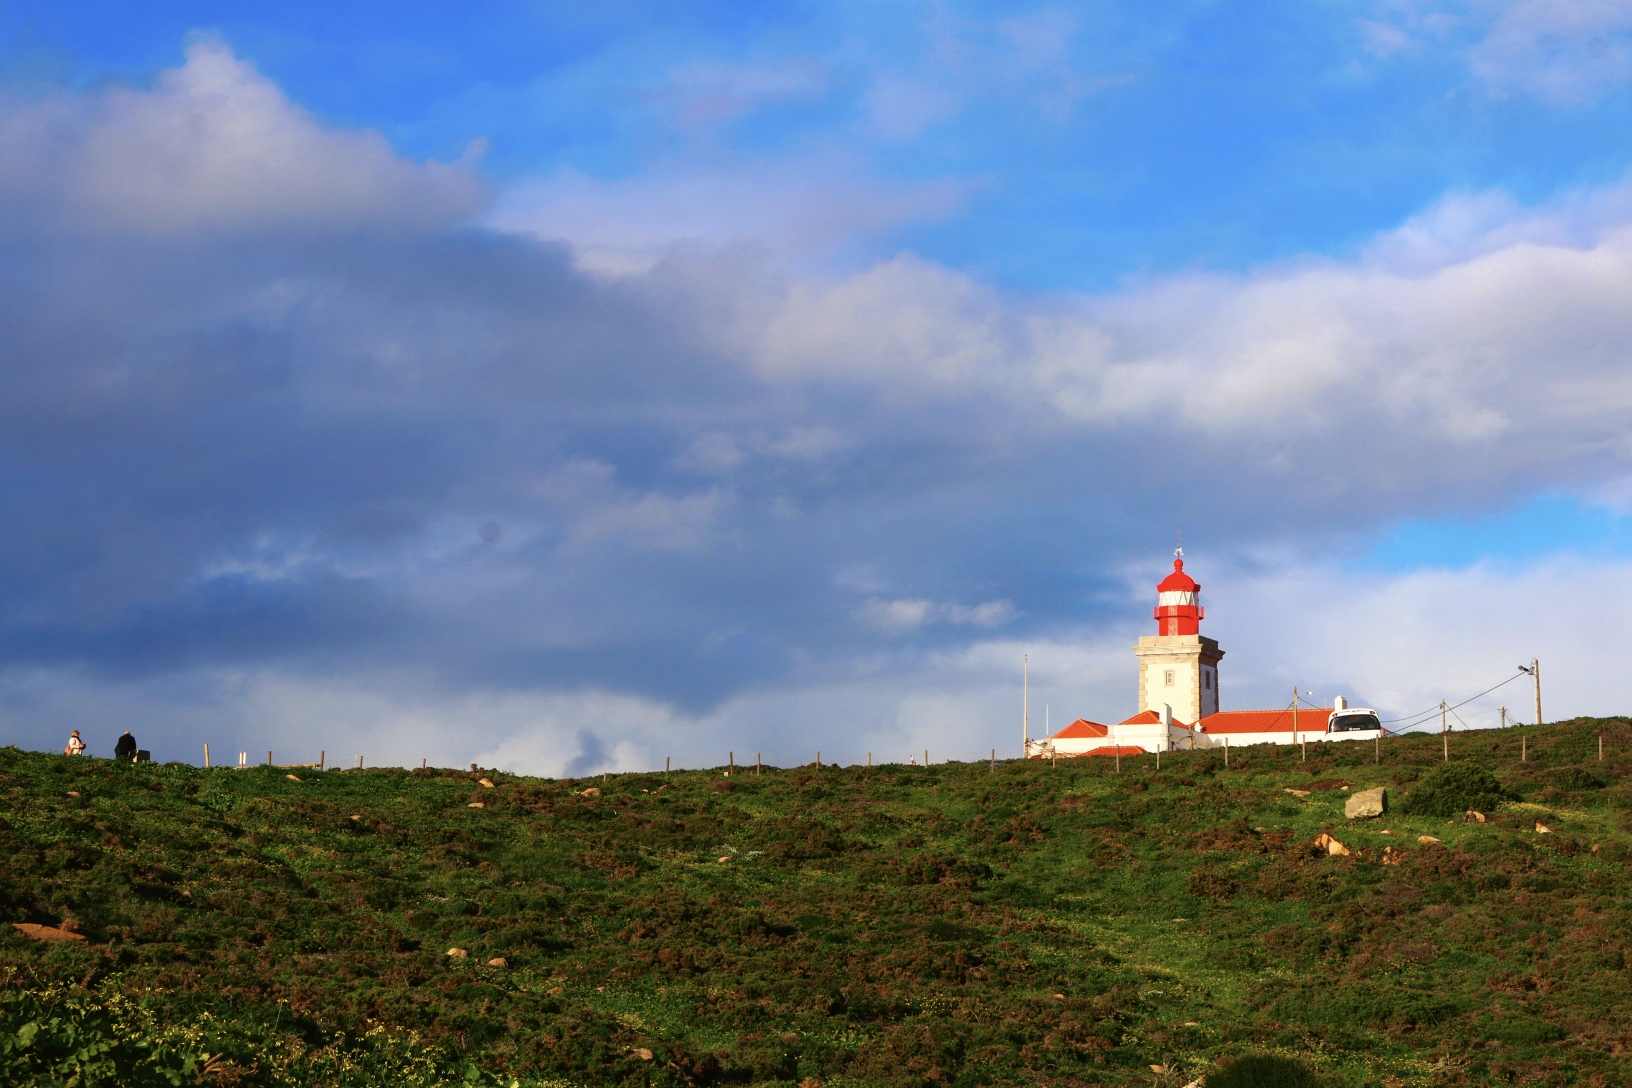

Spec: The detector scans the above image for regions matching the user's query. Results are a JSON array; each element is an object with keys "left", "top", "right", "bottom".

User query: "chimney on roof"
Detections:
[{"left": 1161, "top": 703, "right": 1172, "bottom": 729}]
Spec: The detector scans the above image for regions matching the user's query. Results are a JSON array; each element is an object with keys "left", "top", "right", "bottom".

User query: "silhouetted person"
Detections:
[
  {"left": 113, "top": 732, "right": 137, "bottom": 761},
  {"left": 64, "top": 731, "right": 85, "bottom": 756}
]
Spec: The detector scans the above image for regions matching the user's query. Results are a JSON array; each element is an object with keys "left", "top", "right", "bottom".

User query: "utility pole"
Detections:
[
  {"left": 1292, "top": 686, "right": 1300, "bottom": 747},
  {"left": 1022, "top": 654, "right": 1029, "bottom": 757},
  {"left": 1500, "top": 706, "right": 1506, "bottom": 730},
  {"left": 1519, "top": 659, "right": 1541, "bottom": 725},
  {"left": 1441, "top": 699, "right": 1448, "bottom": 762},
  {"left": 1533, "top": 659, "right": 1542, "bottom": 726}
]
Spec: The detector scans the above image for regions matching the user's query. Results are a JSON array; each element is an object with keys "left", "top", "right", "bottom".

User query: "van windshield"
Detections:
[{"left": 1329, "top": 712, "right": 1380, "bottom": 732}]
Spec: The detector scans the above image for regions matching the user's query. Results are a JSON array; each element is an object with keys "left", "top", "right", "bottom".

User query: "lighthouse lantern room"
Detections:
[
  {"left": 1133, "top": 550, "right": 1224, "bottom": 725},
  {"left": 1155, "top": 557, "right": 1203, "bottom": 635}
]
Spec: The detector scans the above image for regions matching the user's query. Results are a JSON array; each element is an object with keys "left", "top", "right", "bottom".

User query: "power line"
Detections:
[{"left": 1383, "top": 670, "right": 1530, "bottom": 732}]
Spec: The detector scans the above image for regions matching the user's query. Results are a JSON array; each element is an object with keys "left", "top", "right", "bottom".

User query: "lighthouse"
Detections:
[{"left": 1133, "top": 551, "right": 1224, "bottom": 724}]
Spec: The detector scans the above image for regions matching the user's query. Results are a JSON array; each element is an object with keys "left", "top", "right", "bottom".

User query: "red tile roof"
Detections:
[
  {"left": 1199, "top": 709, "right": 1332, "bottom": 735},
  {"left": 1050, "top": 718, "right": 1109, "bottom": 739},
  {"left": 1077, "top": 745, "right": 1147, "bottom": 757},
  {"left": 1119, "top": 710, "right": 1192, "bottom": 728}
]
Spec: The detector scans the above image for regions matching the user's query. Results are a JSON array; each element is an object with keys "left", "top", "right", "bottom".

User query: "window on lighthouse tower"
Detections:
[{"left": 1164, "top": 669, "right": 1174, "bottom": 686}]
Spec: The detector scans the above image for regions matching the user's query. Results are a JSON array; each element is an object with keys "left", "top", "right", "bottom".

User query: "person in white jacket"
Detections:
[{"left": 64, "top": 730, "right": 86, "bottom": 756}]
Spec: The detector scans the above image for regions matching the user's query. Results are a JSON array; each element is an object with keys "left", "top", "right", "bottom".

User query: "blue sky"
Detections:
[
  {"left": 1, "top": 1, "right": 1631, "bottom": 770},
  {"left": 14, "top": 0, "right": 1632, "bottom": 288}
]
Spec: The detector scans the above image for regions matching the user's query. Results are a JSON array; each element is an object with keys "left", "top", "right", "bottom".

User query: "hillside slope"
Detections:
[{"left": 2, "top": 720, "right": 1630, "bottom": 1087}]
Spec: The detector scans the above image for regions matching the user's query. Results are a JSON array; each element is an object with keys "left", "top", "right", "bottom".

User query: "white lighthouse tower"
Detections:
[{"left": 1132, "top": 550, "right": 1223, "bottom": 725}]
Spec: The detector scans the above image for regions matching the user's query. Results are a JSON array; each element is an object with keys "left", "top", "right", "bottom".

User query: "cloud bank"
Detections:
[{"left": 2, "top": 41, "right": 1632, "bottom": 773}]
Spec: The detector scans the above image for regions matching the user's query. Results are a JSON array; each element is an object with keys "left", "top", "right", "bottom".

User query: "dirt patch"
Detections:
[{"left": 13, "top": 922, "right": 86, "bottom": 943}]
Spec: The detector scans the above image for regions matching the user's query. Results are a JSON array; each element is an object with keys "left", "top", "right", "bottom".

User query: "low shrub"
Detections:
[
  {"left": 1208, "top": 1054, "right": 1321, "bottom": 1088},
  {"left": 1401, "top": 762, "right": 1510, "bottom": 817},
  {"left": 1552, "top": 766, "right": 1605, "bottom": 791}
]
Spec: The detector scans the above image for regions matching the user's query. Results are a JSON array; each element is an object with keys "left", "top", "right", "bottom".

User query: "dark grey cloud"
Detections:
[{"left": 4, "top": 42, "right": 1632, "bottom": 772}]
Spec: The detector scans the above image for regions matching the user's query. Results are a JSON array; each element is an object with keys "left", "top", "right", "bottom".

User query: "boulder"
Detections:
[
  {"left": 478, "top": 778, "right": 495, "bottom": 788},
  {"left": 1313, "top": 832, "right": 1350, "bottom": 856},
  {"left": 1536, "top": 822, "right": 1553, "bottom": 834},
  {"left": 1464, "top": 810, "right": 1486, "bottom": 823},
  {"left": 468, "top": 802, "right": 485, "bottom": 808},
  {"left": 1344, "top": 787, "right": 1387, "bottom": 819},
  {"left": 580, "top": 787, "right": 602, "bottom": 798},
  {"left": 446, "top": 947, "right": 467, "bottom": 958},
  {"left": 1418, "top": 835, "right": 1440, "bottom": 844},
  {"left": 487, "top": 957, "right": 508, "bottom": 968}
]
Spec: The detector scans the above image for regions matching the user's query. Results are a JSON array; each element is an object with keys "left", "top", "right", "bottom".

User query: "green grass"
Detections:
[{"left": 2, "top": 717, "right": 1631, "bottom": 1086}]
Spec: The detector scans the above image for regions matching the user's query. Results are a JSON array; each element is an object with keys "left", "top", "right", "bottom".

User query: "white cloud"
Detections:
[
  {"left": 858, "top": 597, "right": 1018, "bottom": 633},
  {"left": 1205, "top": 553, "right": 1632, "bottom": 729},
  {"left": 7, "top": 548, "right": 1627, "bottom": 775},
  {"left": 489, "top": 157, "right": 969, "bottom": 273},
  {"left": 0, "top": 39, "right": 483, "bottom": 235},
  {"left": 721, "top": 175, "right": 1632, "bottom": 511},
  {"left": 674, "top": 427, "right": 851, "bottom": 475},
  {"left": 1363, "top": 1, "right": 1632, "bottom": 104},
  {"left": 565, "top": 489, "right": 729, "bottom": 553},
  {"left": 1467, "top": 0, "right": 1632, "bottom": 104},
  {"left": 6, "top": 31, "right": 1632, "bottom": 780},
  {"left": 658, "top": 57, "right": 830, "bottom": 127},
  {"left": 752, "top": 253, "right": 1020, "bottom": 384}
]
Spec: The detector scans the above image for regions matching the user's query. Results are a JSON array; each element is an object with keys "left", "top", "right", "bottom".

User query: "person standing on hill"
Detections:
[
  {"left": 64, "top": 731, "right": 86, "bottom": 756},
  {"left": 113, "top": 731, "right": 137, "bottom": 761}
]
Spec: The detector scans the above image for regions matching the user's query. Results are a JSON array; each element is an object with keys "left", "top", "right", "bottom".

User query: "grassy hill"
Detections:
[{"left": 3, "top": 718, "right": 1630, "bottom": 1087}]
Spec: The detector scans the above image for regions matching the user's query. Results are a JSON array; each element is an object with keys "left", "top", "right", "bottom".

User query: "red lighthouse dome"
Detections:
[{"left": 1154, "top": 555, "right": 1203, "bottom": 636}]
